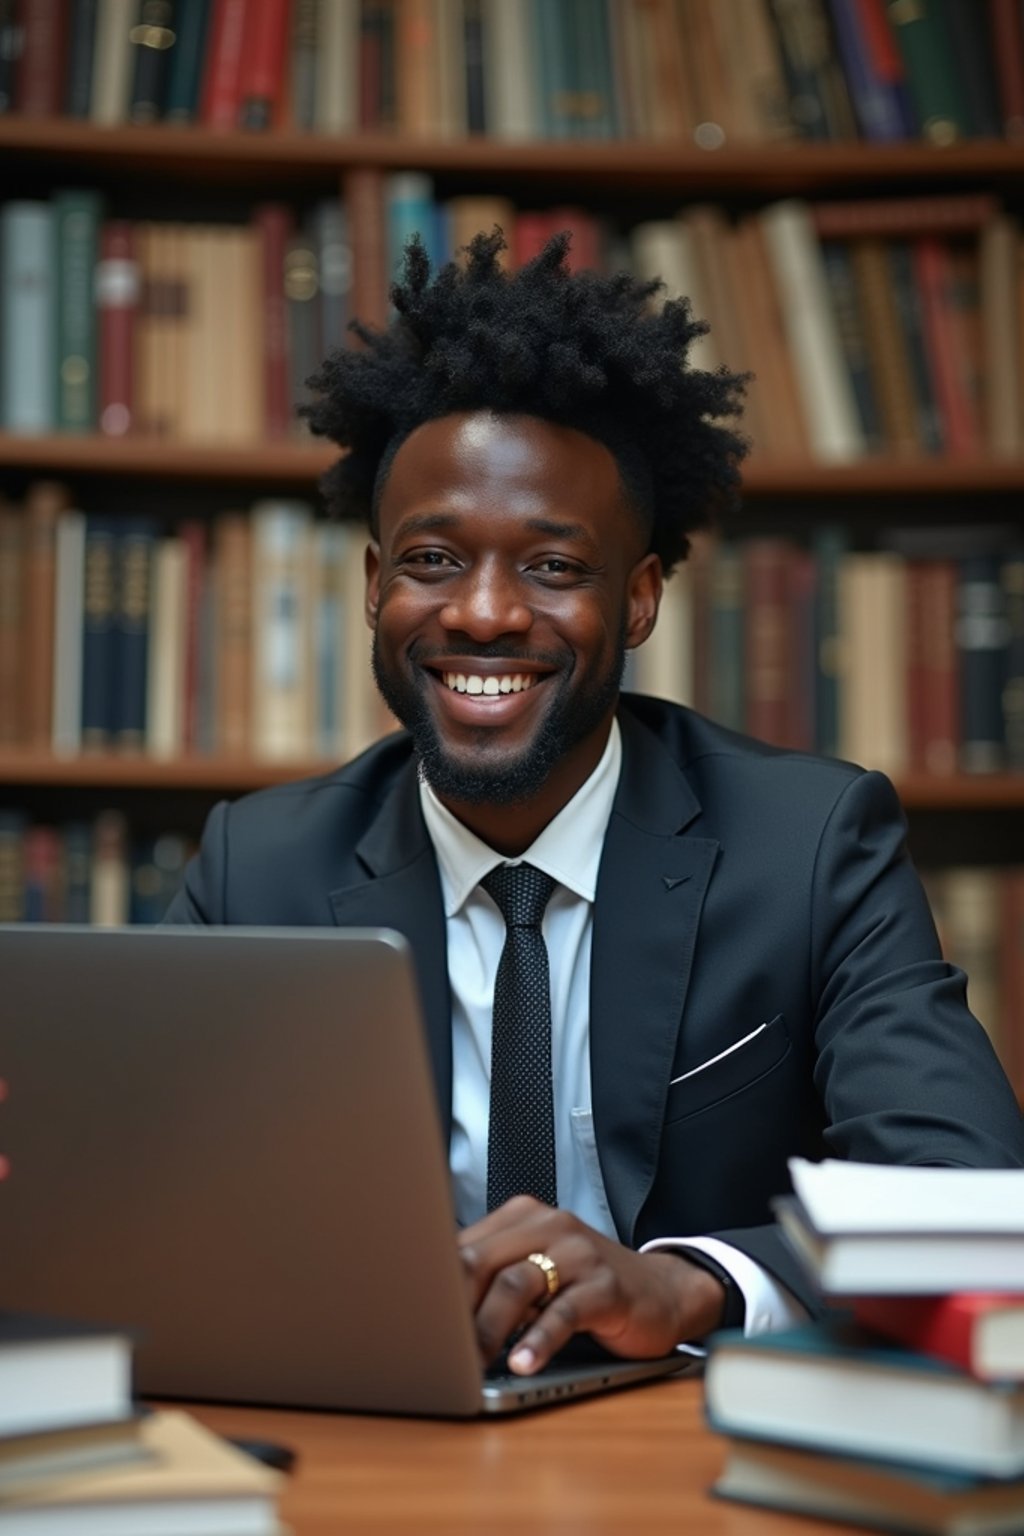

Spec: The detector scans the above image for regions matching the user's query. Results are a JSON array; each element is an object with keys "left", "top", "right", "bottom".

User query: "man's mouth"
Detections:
[{"left": 440, "top": 672, "right": 539, "bottom": 696}]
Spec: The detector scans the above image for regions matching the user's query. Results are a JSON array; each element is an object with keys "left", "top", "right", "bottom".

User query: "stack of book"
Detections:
[
  {"left": 706, "top": 1159, "right": 1024, "bottom": 1535},
  {"left": 0, "top": 1312, "right": 284, "bottom": 1533}
]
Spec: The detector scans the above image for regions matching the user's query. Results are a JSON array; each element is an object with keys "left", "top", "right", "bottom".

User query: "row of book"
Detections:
[
  {"left": 4, "top": 183, "right": 1022, "bottom": 463},
  {"left": 0, "top": 485, "right": 389, "bottom": 763},
  {"left": 0, "top": 1312, "right": 283, "bottom": 1533},
  {"left": 632, "top": 529, "right": 1024, "bottom": 780},
  {"left": 2, "top": 0, "right": 1019, "bottom": 147},
  {"left": 707, "top": 1158, "right": 1024, "bottom": 1536},
  {"left": 0, "top": 191, "right": 350, "bottom": 441},
  {"left": 0, "top": 810, "right": 191, "bottom": 925}
]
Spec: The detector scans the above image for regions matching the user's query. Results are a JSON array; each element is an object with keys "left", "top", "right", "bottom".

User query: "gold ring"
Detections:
[{"left": 526, "top": 1251, "right": 560, "bottom": 1301}]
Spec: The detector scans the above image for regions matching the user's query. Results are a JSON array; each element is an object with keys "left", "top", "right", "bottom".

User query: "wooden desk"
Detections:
[{"left": 184, "top": 1380, "right": 858, "bottom": 1536}]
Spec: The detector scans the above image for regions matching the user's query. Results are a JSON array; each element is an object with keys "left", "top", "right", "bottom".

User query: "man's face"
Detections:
[{"left": 366, "top": 412, "right": 662, "bottom": 839}]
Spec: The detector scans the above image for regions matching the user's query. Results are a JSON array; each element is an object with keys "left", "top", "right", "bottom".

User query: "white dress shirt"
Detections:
[{"left": 418, "top": 718, "right": 805, "bottom": 1339}]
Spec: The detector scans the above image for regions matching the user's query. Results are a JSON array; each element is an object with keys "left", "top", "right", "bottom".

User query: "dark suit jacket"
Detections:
[{"left": 165, "top": 696, "right": 1024, "bottom": 1309}]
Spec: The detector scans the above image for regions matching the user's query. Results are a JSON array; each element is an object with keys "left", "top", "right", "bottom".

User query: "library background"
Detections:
[{"left": 1, "top": 0, "right": 1023, "bottom": 1095}]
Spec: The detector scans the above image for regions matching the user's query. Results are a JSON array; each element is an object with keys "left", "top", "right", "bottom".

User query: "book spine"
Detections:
[
  {"left": 314, "top": 195, "right": 351, "bottom": 355},
  {"left": 887, "top": 239, "right": 943, "bottom": 454},
  {"left": 989, "top": 0, "right": 1024, "bottom": 139},
  {"left": 919, "top": 559, "right": 959, "bottom": 775},
  {"left": 884, "top": 0, "right": 970, "bottom": 142},
  {"left": 1, "top": 202, "right": 56, "bottom": 434},
  {"left": 743, "top": 539, "right": 794, "bottom": 749},
  {"left": 90, "top": 809, "right": 130, "bottom": 925},
  {"left": 90, "top": 0, "right": 136, "bottom": 124},
  {"left": 979, "top": 212, "right": 1020, "bottom": 455},
  {"left": 239, "top": 0, "right": 291, "bottom": 129},
  {"left": 345, "top": 165, "right": 388, "bottom": 330},
  {"left": 820, "top": 240, "right": 884, "bottom": 449},
  {"left": 146, "top": 535, "right": 188, "bottom": 758},
  {"left": 827, "top": 0, "right": 908, "bottom": 140},
  {"left": 96, "top": 219, "right": 139, "bottom": 438},
  {"left": 16, "top": 0, "right": 67, "bottom": 115},
  {"left": 463, "top": 0, "right": 487, "bottom": 132},
  {"left": 912, "top": 236, "right": 977, "bottom": 456},
  {"left": 23, "top": 826, "right": 62, "bottom": 922},
  {"left": 708, "top": 544, "right": 745, "bottom": 733},
  {"left": 164, "top": 0, "right": 213, "bottom": 119},
  {"left": 65, "top": 0, "right": 100, "bottom": 115},
  {"left": 936, "top": 0, "right": 1001, "bottom": 137},
  {"left": 200, "top": 0, "right": 249, "bottom": 128},
  {"left": 285, "top": 219, "right": 319, "bottom": 432},
  {"left": 113, "top": 519, "right": 157, "bottom": 749},
  {"left": 289, "top": 0, "right": 317, "bottom": 127},
  {"left": 52, "top": 510, "right": 86, "bottom": 756},
  {"left": 253, "top": 203, "right": 294, "bottom": 438},
  {"left": 54, "top": 188, "right": 102, "bottom": 434},
  {"left": 22, "top": 481, "right": 67, "bottom": 751},
  {"left": 812, "top": 524, "right": 848, "bottom": 757},
  {"left": 0, "top": 505, "right": 24, "bottom": 747},
  {"left": 957, "top": 553, "right": 1008, "bottom": 773},
  {"left": 482, "top": 0, "right": 536, "bottom": 140},
  {"left": 0, "top": 0, "right": 21, "bottom": 114},
  {"left": 129, "top": 0, "right": 177, "bottom": 120},
  {"left": 80, "top": 517, "right": 119, "bottom": 751},
  {"left": 849, "top": 235, "right": 920, "bottom": 455},
  {"left": 397, "top": 0, "right": 437, "bottom": 136},
  {"left": 179, "top": 519, "right": 206, "bottom": 752},
  {"left": 1001, "top": 550, "right": 1024, "bottom": 773},
  {"left": 250, "top": 500, "right": 314, "bottom": 759},
  {"left": 213, "top": 512, "right": 252, "bottom": 755}
]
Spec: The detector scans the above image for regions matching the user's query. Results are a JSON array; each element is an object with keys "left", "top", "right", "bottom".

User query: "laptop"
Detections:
[{"left": 0, "top": 925, "right": 697, "bottom": 1417}]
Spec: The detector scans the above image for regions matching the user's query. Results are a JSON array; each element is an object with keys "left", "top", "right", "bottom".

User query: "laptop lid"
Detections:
[{"left": 0, "top": 925, "right": 695, "bottom": 1417}]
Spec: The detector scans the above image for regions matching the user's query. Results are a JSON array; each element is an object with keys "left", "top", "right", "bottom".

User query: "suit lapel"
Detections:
[
  {"left": 591, "top": 712, "right": 718, "bottom": 1243},
  {"left": 327, "top": 764, "right": 453, "bottom": 1142}
]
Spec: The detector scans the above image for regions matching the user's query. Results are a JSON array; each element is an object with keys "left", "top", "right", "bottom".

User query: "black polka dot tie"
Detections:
[{"left": 482, "top": 862, "right": 558, "bottom": 1212}]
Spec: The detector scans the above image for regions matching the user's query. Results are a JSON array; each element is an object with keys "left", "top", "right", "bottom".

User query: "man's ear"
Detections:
[
  {"left": 624, "top": 552, "right": 663, "bottom": 650},
  {"left": 365, "top": 540, "right": 381, "bottom": 628}
]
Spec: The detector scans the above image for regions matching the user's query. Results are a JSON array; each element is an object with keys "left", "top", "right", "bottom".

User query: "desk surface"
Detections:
[{"left": 184, "top": 1379, "right": 860, "bottom": 1536}]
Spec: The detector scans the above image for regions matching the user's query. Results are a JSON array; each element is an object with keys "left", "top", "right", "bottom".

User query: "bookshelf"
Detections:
[{"left": 3, "top": 2, "right": 1024, "bottom": 1086}]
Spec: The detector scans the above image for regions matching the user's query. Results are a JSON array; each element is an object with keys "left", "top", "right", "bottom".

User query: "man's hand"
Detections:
[{"left": 457, "top": 1196, "right": 727, "bottom": 1375}]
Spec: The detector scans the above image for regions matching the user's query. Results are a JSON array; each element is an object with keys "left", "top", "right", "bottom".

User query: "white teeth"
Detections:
[{"left": 441, "top": 672, "right": 537, "bottom": 695}]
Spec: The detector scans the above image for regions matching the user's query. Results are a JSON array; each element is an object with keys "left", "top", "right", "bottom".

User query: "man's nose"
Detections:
[{"left": 438, "top": 563, "right": 533, "bottom": 640}]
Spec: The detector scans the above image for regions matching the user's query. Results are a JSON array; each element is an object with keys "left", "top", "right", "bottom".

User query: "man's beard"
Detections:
[{"left": 371, "top": 630, "right": 627, "bottom": 806}]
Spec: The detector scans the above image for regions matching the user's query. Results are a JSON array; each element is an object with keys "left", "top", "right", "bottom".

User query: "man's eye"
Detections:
[
  {"left": 535, "top": 557, "right": 576, "bottom": 576},
  {"left": 404, "top": 549, "right": 453, "bottom": 567}
]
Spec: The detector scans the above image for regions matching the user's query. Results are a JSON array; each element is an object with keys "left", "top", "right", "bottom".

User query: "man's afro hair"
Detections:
[{"left": 303, "top": 228, "right": 749, "bottom": 574}]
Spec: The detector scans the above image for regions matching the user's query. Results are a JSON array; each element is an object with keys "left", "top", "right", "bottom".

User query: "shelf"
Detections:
[
  {"left": 0, "top": 434, "right": 336, "bottom": 484},
  {"left": 4, "top": 753, "right": 1024, "bottom": 806},
  {"left": 3, "top": 434, "right": 1024, "bottom": 497},
  {"left": 3, "top": 118, "right": 1024, "bottom": 192},
  {"left": 0, "top": 753, "right": 339, "bottom": 792}
]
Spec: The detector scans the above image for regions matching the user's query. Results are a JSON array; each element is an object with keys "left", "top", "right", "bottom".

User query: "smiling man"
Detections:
[{"left": 166, "top": 231, "right": 1024, "bottom": 1372}]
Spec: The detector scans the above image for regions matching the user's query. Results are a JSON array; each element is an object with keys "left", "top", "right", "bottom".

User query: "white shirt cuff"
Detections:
[{"left": 639, "top": 1235, "right": 808, "bottom": 1340}]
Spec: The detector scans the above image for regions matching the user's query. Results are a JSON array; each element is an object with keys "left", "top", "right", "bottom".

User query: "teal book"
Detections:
[
  {"left": 54, "top": 189, "right": 103, "bottom": 434},
  {"left": 705, "top": 1319, "right": 1024, "bottom": 1478},
  {"left": 532, "top": 0, "right": 572, "bottom": 138},
  {"left": 885, "top": 0, "right": 971, "bottom": 144},
  {"left": 568, "top": 0, "right": 617, "bottom": 139},
  {"left": 385, "top": 171, "right": 441, "bottom": 282},
  {"left": 164, "top": 0, "right": 212, "bottom": 121},
  {"left": 1, "top": 202, "right": 56, "bottom": 433}
]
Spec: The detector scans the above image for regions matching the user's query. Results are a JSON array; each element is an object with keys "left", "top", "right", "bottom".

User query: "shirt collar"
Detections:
[{"left": 419, "top": 718, "right": 622, "bottom": 917}]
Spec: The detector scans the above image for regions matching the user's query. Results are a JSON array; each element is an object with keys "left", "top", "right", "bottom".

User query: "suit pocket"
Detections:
[{"left": 663, "top": 1014, "right": 791, "bottom": 1124}]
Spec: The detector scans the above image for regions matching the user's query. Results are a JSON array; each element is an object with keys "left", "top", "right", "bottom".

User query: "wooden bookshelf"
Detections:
[
  {"left": 4, "top": 434, "right": 1024, "bottom": 497},
  {"left": 2, "top": 119, "right": 1024, "bottom": 193}
]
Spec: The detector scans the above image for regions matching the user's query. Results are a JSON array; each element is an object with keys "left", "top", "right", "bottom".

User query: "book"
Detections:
[
  {"left": 250, "top": 499, "right": 313, "bottom": 759},
  {"left": 957, "top": 552, "right": 1008, "bottom": 774},
  {"left": 0, "top": 201, "right": 56, "bottom": 433},
  {"left": 80, "top": 517, "right": 119, "bottom": 750},
  {"left": 828, "top": 0, "right": 911, "bottom": 141},
  {"left": 96, "top": 220, "right": 139, "bottom": 438},
  {"left": 128, "top": 0, "right": 176, "bottom": 120},
  {"left": 113, "top": 520, "right": 158, "bottom": 750},
  {"left": 0, "top": 1416, "right": 151, "bottom": 1495},
  {"left": 481, "top": 0, "right": 535, "bottom": 140},
  {"left": 90, "top": 808, "right": 130, "bottom": 925},
  {"left": 979, "top": 212, "right": 1020, "bottom": 455},
  {"left": 65, "top": 0, "right": 99, "bottom": 116},
  {"left": 705, "top": 1319, "right": 1024, "bottom": 1477},
  {"left": 853, "top": 1292, "right": 1024, "bottom": 1381},
  {"left": 16, "top": 0, "right": 66, "bottom": 116},
  {"left": 51, "top": 509, "right": 86, "bottom": 756},
  {"left": 54, "top": 188, "right": 102, "bottom": 434},
  {"left": 988, "top": 0, "right": 1024, "bottom": 140},
  {"left": 146, "top": 535, "right": 188, "bottom": 759},
  {"left": 0, "top": 501, "right": 23, "bottom": 746},
  {"left": 714, "top": 1432, "right": 1024, "bottom": 1536},
  {"left": 164, "top": 0, "right": 213, "bottom": 120},
  {"left": 90, "top": 0, "right": 135, "bottom": 123},
  {"left": 0, "top": 1408, "right": 283, "bottom": 1535},
  {"left": 884, "top": 0, "right": 970, "bottom": 144},
  {"left": 238, "top": 0, "right": 291, "bottom": 128},
  {"left": 0, "top": 1313, "right": 133, "bottom": 1440},
  {"left": 200, "top": 0, "right": 248, "bottom": 128},
  {"left": 22, "top": 481, "right": 68, "bottom": 751},
  {"left": 774, "top": 1156, "right": 1024, "bottom": 1294}
]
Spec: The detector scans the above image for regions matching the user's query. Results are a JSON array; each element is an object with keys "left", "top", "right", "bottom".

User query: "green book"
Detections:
[
  {"left": 885, "top": 0, "right": 971, "bottom": 144},
  {"left": 54, "top": 189, "right": 103, "bottom": 433}
]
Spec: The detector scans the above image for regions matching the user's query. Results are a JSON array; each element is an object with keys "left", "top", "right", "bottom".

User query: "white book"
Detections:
[
  {"left": 759, "top": 199, "right": 866, "bottom": 463},
  {"left": 314, "top": 0, "right": 359, "bottom": 134},
  {"left": 251, "top": 501, "right": 314, "bottom": 760},
  {"left": 788, "top": 1157, "right": 1024, "bottom": 1236},
  {"left": 1, "top": 202, "right": 56, "bottom": 433},
  {"left": 837, "top": 551, "right": 907, "bottom": 776},
  {"left": 52, "top": 511, "right": 87, "bottom": 756},
  {"left": 481, "top": 0, "right": 537, "bottom": 140},
  {"left": 90, "top": 0, "right": 135, "bottom": 125},
  {"left": 146, "top": 536, "right": 188, "bottom": 760},
  {"left": 630, "top": 219, "right": 722, "bottom": 371}
]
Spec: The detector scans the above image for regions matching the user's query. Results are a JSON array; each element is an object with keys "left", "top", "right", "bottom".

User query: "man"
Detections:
[{"left": 166, "top": 231, "right": 1024, "bottom": 1374}]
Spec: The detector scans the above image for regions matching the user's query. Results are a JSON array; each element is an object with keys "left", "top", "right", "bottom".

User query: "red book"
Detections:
[
  {"left": 238, "top": 0, "right": 292, "bottom": 130},
  {"left": 743, "top": 539, "right": 795, "bottom": 750},
  {"left": 855, "top": 0, "right": 904, "bottom": 84},
  {"left": 96, "top": 221, "right": 140, "bottom": 438},
  {"left": 912, "top": 237, "right": 978, "bottom": 456},
  {"left": 545, "top": 208, "right": 602, "bottom": 274},
  {"left": 346, "top": 166, "right": 388, "bottom": 330},
  {"left": 252, "top": 203, "right": 294, "bottom": 437},
  {"left": 811, "top": 195, "right": 998, "bottom": 239},
  {"left": 906, "top": 559, "right": 959, "bottom": 776},
  {"left": 513, "top": 212, "right": 556, "bottom": 269},
  {"left": 990, "top": 0, "right": 1024, "bottom": 139},
  {"left": 853, "top": 1292, "right": 1024, "bottom": 1382},
  {"left": 200, "top": 0, "right": 250, "bottom": 129},
  {"left": 15, "top": 0, "right": 67, "bottom": 116}
]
